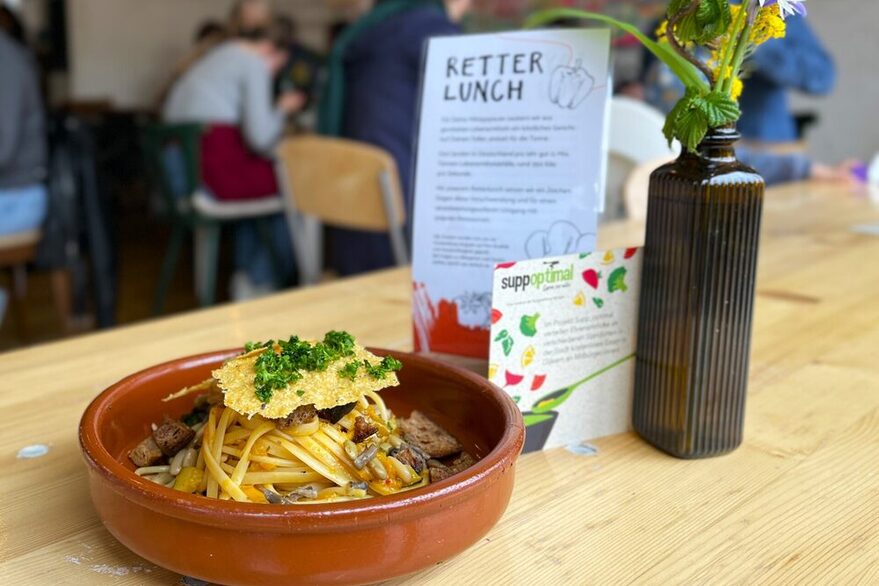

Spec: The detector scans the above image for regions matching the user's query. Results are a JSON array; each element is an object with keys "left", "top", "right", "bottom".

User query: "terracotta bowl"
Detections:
[{"left": 79, "top": 348, "right": 524, "bottom": 586}]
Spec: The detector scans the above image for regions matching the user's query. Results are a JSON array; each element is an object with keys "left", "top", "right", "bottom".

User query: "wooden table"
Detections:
[{"left": 2, "top": 182, "right": 878, "bottom": 584}]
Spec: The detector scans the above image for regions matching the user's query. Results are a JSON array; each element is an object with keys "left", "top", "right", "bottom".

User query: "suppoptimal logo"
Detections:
[{"left": 500, "top": 262, "right": 574, "bottom": 292}]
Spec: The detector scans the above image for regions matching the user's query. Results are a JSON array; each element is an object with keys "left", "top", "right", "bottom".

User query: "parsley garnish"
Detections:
[
  {"left": 338, "top": 360, "right": 360, "bottom": 380},
  {"left": 323, "top": 330, "right": 356, "bottom": 357},
  {"left": 365, "top": 356, "right": 403, "bottom": 380},
  {"left": 295, "top": 389, "right": 305, "bottom": 397},
  {"left": 248, "top": 331, "right": 363, "bottom": 403}
]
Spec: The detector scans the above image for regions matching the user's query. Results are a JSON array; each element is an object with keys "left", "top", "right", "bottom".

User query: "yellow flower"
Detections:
[
  {"left": 731, "top": 77, "right": 744, "bottom": 100},
  {"left": 752, "top": 5, "right": 786, "bottom": 45},
  {"left": 655, "top": 19, "right": 668, "bottom": 42}
]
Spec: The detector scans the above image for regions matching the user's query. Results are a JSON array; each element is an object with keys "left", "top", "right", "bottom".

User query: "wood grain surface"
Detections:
[{"left": 1, "top": 182, "right": 878, "bottom": 585}]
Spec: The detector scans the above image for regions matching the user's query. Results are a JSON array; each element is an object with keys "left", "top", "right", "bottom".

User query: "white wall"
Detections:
[
  {"left": 67, "top": 0, "right": 334, "bottom": 109},
  {"left": 790, "top": 1, "right": 879, "bottom": 162}
]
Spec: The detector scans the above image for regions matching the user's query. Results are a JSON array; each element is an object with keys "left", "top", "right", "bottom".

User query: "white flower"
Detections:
[{"left": 758, "top": 0, "right": 808, "bottom": 20}]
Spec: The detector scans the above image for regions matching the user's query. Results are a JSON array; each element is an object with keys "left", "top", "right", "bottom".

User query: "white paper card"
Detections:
[
  {"left": 488, "top": 248, "right": 642, "bottom": 452},
  {"left": 411, "top": 29, "right": 611, "bottom": 358}
]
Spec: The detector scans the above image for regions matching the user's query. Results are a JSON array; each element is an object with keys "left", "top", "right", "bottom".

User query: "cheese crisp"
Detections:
[{"left": 214, "top": 344, "right": 400, "bottom": 419}]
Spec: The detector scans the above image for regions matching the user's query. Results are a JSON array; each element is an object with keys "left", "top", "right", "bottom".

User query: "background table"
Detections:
[{"left": 2, "top": 182, "right": 879, "bottom": 584}]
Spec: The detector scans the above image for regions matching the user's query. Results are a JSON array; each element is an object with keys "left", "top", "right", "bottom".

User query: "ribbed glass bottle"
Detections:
[{"left": 633, "top": 127, "right": 764, "bottom": 459}]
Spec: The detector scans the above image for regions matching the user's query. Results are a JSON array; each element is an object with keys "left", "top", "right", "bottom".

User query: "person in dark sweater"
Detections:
[
  {"left": 319, "top": 0, "right": 471, "bottom": 276},
  {"left": 0, "top": 29, "right": 47, "bottom": 235},
  {"left": 0, "top": 28, "right": 48, "bottom": 325}
]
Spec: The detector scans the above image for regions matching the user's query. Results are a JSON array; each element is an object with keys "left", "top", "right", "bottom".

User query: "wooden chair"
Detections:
[
  {"left": 0, "top": 230, "right": 72, "bottom": 343},
  {"left": 275, "top": 136, "right": 408, "bottom": 285},
  {"left": 606, "top": 97, "right": 679, "bottom": 221},
  {"left": 622, "top": 156, "right": 676, "bottom": 222},
  {"left": 141, "top": 123, "right": 286, "bottom": 311}
]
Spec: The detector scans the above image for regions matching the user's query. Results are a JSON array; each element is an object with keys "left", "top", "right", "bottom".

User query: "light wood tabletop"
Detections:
[{"left": 2, "top": 181, "right": 878, "bottom": 585}]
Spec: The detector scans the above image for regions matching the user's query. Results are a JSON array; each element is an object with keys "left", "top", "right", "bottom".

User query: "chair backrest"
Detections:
[
  {"left": 605, "top": 97, "right": 679, "bottom": 220},
  {"left": 275, "top": 135, "right": 406, "bottom": 232},
  {"left": 140, "top": 123, "right": 202, "bottom": 219},
  {"left": 623, "top": 156, "right": 676, "bottom": 222}
]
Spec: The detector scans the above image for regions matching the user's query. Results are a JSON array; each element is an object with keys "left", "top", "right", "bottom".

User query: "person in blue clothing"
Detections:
[
  {"left": 319, "top": 0, "right": 472, "bottom": 276},
  {"left": 737, "top": 14, "right": 835, "bottom": 143},
  {"left": 0, "top": 26, "right": 48, "bottom": 326}
]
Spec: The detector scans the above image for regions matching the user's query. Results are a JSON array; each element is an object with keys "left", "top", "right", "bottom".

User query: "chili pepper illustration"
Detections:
[
  {"left": 505, "top": 370, "right": 524, "bottom": 387},
  {"left": 531, "top": 374, "right": 547, "bottom": 391},
  {"left": 624, "top": 247, "right": 638, "bottom": 259},
  {"left": 581, "top": 269, "right": 600, "bottom": 289}
]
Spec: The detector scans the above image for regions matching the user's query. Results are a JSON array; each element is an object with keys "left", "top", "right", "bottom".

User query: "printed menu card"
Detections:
[
  {"left": 488, "top": 248, "right": 642, "bottom": 453},
  {"left": 412, "top": 29, "right": 611, "bottom": 358}
]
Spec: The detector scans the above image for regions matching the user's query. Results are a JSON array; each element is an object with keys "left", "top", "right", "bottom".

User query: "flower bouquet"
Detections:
[
  {"left": 526, "top": 1, "right": 808, "bottom": 458},
  {"left": 527, "top": 0, "right": 805, "bottom": 150}
]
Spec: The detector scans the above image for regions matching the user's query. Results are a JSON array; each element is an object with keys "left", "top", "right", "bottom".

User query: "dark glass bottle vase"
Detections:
[{"left": 633, "top": 127, "right": 764, "bottom": 459}]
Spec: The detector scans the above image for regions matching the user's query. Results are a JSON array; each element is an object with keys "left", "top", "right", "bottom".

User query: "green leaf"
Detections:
[
  {"left": 501, "top": 336, "right": 514, "bottom": 357},
  {"left": 677, "top": 0, "right": 732, "bottom": 44},
  {"left": 523, "top": 413, "right": 555, "bottom": 427},
  {"left": 494, "top": 329, "right": 509, "bottom": 342},
  {"left": 525, "top": 9, "right": 709, "bottom": 91},
  {"left": 667, "top": 0, "right": 690, "bottom": 18},
  {"left": 677, "top": 105, "right": 710, "bottom": 152},
  {"left": 700, "top": 91, "right": 741, "bottom": 127},
  {"left": 663, "top": 92, "right": 691, "bottom": 146}
]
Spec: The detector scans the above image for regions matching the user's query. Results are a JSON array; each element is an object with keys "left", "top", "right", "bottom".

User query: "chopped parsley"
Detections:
[
  {"left": 365, "top": 356, "right": 403, "bottom": 380},
  {"left": 248, "top": 331, "right": 364, "bottom": 403},
  {"left": 295, "top": 389, "right": 305, "bottom": 397},
  {"left": 338, "top": 360, "right": 360, "bottom": 380}
]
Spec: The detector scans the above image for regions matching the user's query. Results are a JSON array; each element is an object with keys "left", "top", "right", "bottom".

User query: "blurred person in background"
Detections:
[
  {"left": 156, "top": 0, "right": 274, "bottom": 109},
  {"left": 319, "top": 0, "right": 472, "bottom": 277},
  {"left": 0, "top": 5, "right": 25, "bottom": 44},
  {"left": 737, "top": 11, "right": 835, "bottom": 143},
  {"left": 273, "top": 15, "right": 325, "bottom": 114},
  {"left": 227, "top": 0, "right": 273, "bottom": 37},
  {"left": 163, "top": 25, "right": 306, "bottom": 299},
  {"left": 0, "top": 26, "right": 48, "bottom": 324},
  {"left": 623, "top": 13, "right": 856, "bottom": 187}
]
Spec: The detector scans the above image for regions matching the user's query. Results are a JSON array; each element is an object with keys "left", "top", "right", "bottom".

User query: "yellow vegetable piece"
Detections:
[
  {"left": 602, "top": 250, "right": 615, "bottom": 264},
  {"left": 521, "top": 345, "right": 536, "bottom": 368},
  {"left": 573, "top": 291, "right": 586, "bottom": 306},
  {"left": 173, "top": 466, "right": 204, "bottom": 494},
  {"left": 241, "top": 486, "right": 268, "bottom": 503},
  {"left": 487, "top": 363, "right": 499, "bottom": 380}
]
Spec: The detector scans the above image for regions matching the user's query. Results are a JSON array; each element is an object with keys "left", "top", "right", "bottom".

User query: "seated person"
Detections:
[
  {"left": 738, "top": 15, "right": 835, "bottom": 143},
  {"left": 0, "top": 28, "right": 49, "bottom": 323},
  {"left": 622, "top": 16, "right": 855, "bottom": 187},
  {"left": 319, "top": 0, "right": 471, "bottom": 276},
  {"left": 163, "top": 26, "right": 305, "bottom": 298}
]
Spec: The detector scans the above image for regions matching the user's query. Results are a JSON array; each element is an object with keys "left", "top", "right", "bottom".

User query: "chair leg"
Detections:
[
  {"left": 293, "top": 214, "right": 322, "bottom": 286},
  {"left": 10, "top": 264, "right": 29, "bottom": 343},
  {"left": 255, "top": 218, "right": 283, "bottom": 288},
  {"left": 49, "top": 269, "right": 73, "bottom": 334},
  {"left": 153, "top": 224, "right": 186, "bottom": 315},
  {"left": 194, "top": 223, "right": 221, "bottom": 307}
]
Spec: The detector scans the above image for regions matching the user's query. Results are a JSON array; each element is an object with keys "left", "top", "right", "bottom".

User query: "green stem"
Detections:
[
  {"left": 713, "top": 0, "right": 749, "bottom": 93},
  {"left": 722, "top": 0, "right": 755, "bottom": 95},
  {"left": 531, "top": 352, "right": 636, "bottom": 413},
  {"left": 667, "top": 1, "right": 715, "bottom": 84}
]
